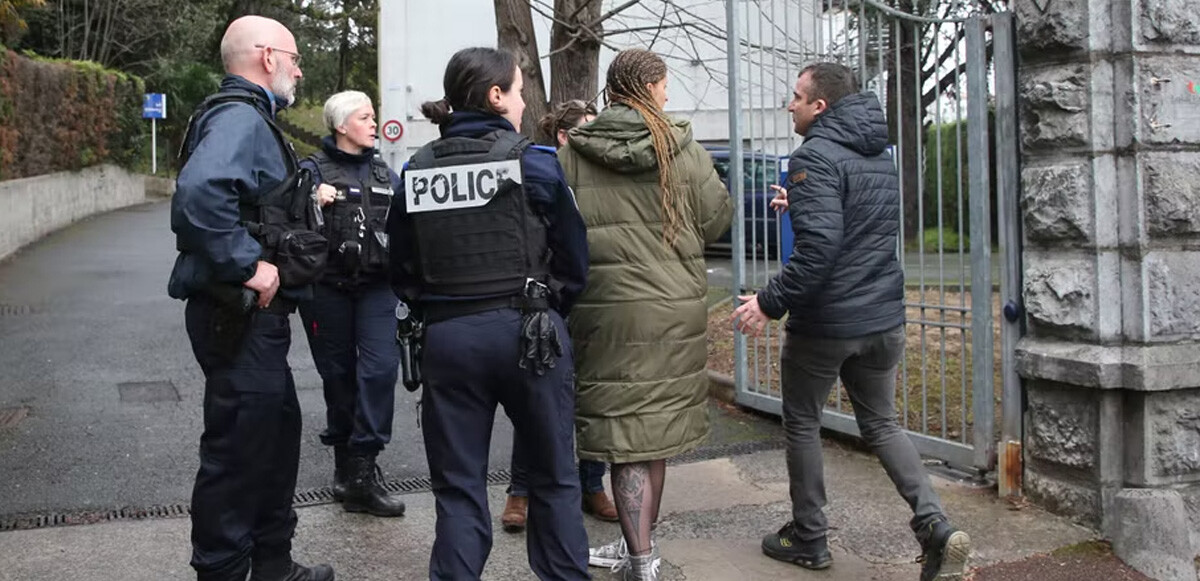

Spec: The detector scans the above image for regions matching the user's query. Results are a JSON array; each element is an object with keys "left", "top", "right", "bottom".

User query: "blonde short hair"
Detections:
[{"left": 323, "top": 91, "right": 373, "bottom": 135}]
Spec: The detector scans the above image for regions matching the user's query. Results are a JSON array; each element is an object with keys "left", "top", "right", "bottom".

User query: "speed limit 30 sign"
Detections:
[{"left": 382, "top": 119, "right": 404, "bottom": 142}]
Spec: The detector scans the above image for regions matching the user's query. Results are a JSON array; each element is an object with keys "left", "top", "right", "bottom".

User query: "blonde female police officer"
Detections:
[
  {"left": 385, "top": 47, "right": 590, "bottom": 580},
  {"left": 298, "top": 90, "right": 405, "bottom": 518}
]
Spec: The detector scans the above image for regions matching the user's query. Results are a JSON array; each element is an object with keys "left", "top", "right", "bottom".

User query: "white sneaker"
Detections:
[
  {"left": 613, "top": 550, "right": 661, "bottom": 581},
  {"left": 587, "top": 536, "right": 661, "bottom": 570},
  {"left": 588, "top": 536, "right": 628, "bottom": 568}
]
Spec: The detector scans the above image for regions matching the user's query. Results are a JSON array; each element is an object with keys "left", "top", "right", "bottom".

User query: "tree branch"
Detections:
[
  {"left": 586, "top": 0, "right": 639, "bottom": 29},
  {"left": 566, "top": 0, "right": 600, "bottom": 20},
  {"left": 601, "top": 23, "right": 687, "bottom": 37},
  {"left": 920, "top": 26, "right": 964, "bottom": 79}
]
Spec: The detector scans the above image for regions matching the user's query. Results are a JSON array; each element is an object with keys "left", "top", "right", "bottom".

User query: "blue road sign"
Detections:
[{"left": 142, "top": 93, "right": 166, "bottom": 119}]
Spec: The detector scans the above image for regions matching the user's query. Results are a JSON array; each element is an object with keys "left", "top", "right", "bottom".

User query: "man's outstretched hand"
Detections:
[{"left": 731, "top": 293, "right": 771, "bottom": 336}]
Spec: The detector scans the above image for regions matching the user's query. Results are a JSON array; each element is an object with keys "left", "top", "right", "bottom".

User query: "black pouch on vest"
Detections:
[
  {"left": 273, "top": 229, "right": 329, "bottom": 287},
  {"left": 359, "top": 186, "right": 392, "bottom": 274},
  {"left": 247, "top": 168, "right": 329, "bottom": 287}
]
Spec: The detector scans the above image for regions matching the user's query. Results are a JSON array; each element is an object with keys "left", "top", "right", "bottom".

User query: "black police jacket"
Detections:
[{"left": 169, "top": 75, "right": 318, "bottom": 301}]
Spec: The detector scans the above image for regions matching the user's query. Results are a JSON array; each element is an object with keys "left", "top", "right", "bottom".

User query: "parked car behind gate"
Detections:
[{"left": 703, "top": 145, "right": 790, "bottom": 258}]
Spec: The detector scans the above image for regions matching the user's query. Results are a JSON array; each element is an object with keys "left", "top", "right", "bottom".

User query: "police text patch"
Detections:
[{"left": 405, "top": 160, "right": 523, "bottom": 213}]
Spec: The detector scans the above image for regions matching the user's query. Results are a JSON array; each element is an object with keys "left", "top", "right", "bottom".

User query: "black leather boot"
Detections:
[
  {"left": 343, "top": 455, "right": 406, "bottom": 517},
  {"left": 331, "top": 445, "right": 349, "bottom": 502},
  {"left": 249, "top": 558, "right": 335, "bottom": 581}
]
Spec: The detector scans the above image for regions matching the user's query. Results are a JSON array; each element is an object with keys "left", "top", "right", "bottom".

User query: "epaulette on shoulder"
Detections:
[{"left": 529, "top": 144, "right": 558, "bottom": 155}]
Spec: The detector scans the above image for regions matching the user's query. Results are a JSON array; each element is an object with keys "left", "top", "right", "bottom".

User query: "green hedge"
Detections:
[
  {"left": 919, "top": 114, "right": 998, "bottom": 251},
  {"left": 0, "top": 47, "right": 145, "bottom": 180}
]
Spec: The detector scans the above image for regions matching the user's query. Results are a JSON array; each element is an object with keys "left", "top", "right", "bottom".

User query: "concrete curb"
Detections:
[
  {"left": 708, "top": 369, "right": 736, "bottom": 403},
  {"left": 707, "top": 294, "right": 732, "bottom": 313},
  {"left": 0, "top": 164, "right": 147, "bottom": 263},
  {"left": 705, "top": 294, "right": 736, "bottom": 404}
]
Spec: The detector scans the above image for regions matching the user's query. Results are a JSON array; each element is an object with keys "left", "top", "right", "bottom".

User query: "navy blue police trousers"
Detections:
[
  {"left": 185, "top": 297, "right": 300, "bottom": 580},
  {"left": 298, "top": 280, "right": 399, "bottom": 455},
  {"left": 420, "top": 307, "right": 590, "bottom": 581}
]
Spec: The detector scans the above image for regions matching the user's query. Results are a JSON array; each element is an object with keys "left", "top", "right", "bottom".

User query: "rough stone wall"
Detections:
[{"left": 1014, "top": 0, "right": 1200, "bottom": 550}]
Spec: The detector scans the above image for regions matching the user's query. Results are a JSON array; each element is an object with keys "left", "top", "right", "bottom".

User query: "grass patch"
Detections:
[
  {"left": 287, "top": 131, "right": 318, "bottom": 159},
  {"left": 706, "top": 287, "right": 1004, "bottom": 443},
  {"left": 281, "top": 102, "right": 326, "bottom": 136}
]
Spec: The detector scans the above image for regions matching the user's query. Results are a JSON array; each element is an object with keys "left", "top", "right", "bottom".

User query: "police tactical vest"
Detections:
[
  {"left": 309, "top": 150, "right": 392, "bottom": 279},
  {"left": 404, "top": 129, "right": 550, "bottom": 298},
  {"left": 177, "top": 91, "right": 328, "bottom": 288}
]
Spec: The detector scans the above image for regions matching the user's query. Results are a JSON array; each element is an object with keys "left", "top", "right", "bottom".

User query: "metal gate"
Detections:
[{"left": 724, "top": 0, "right": 1022, "bottom": 479}]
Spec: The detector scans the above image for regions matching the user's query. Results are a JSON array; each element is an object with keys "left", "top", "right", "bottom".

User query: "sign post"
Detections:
[{"left": 142, "top": 93, "right": 167, "bottom": 174}]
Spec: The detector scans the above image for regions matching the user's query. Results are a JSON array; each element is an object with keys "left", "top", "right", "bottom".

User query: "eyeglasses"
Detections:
[{"left": 254, "top": 44, "right": 302, "bottom": 68}]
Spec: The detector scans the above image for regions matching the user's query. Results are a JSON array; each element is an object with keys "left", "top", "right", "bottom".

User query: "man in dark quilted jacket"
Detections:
[{"left": 731, "top": 62, "right": 972, "bottom": 581}]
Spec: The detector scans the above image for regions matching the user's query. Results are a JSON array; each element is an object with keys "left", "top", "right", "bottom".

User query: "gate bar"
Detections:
[
  {"left": 726, "top": 0, "right": 748, "bottom": 397},
  {"left": 737, "top": 391, "right": 977, "bottom": 469},
  {"left": 992, "top": 12, "right": 1024, "bottom": 496},
  {"left": 965, "top": 15, "right": 995, "bottom": 473}
]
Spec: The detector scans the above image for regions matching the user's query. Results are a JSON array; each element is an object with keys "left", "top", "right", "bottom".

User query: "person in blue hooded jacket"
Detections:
[
  {"left": 385, "top": 47, "right": 590, "bottom": 581},
  {"left": 168, "top": 15, "right": 333, "bottom": 581},
  {"left": 731, "top": 62, "right": 971, "bottom": 581},
  {"left": 297, "top": 90, "right": 407, "bottom": 519}
]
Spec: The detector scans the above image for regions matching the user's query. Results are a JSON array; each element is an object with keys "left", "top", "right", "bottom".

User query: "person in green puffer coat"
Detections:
[{"left": 556, "top": 49, "right": 733, "bottom": 581}]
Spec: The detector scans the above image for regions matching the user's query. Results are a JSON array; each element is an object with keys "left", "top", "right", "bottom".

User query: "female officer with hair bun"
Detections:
[{"left": 386, "top": 47, "right": 590, "bottom": 581}]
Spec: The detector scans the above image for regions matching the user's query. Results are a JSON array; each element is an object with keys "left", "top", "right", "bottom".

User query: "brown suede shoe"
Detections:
[
  {"left": 582, "top": 490, "right": 619, "bottom": 522},
  {"left": 501, "top": 495, "right": 528, "bottom": 532}
]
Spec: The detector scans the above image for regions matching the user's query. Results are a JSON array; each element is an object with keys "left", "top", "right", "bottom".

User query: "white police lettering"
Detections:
[{"left": 405, "top": 160, "right": 522, "bottom": 213}]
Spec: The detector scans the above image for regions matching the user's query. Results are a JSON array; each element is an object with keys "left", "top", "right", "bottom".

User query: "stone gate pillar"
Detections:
[{"left": 1013, "top": 0, "right": 1200, "bottom": 556}]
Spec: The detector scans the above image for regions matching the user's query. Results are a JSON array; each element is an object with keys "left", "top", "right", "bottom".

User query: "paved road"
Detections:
[{"left": 0, "top": 201, "right": 513, "bottom": 515}]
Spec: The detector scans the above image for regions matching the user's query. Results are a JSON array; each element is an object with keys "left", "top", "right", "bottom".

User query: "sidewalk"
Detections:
[{"left": 0, "top": 433, "right": 1107, "bottom": 581}]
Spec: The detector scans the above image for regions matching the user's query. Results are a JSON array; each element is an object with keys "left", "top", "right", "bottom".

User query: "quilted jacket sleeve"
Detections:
[
  {"left": 756, "top": 145, "right": 843, "bottom": 319},
  {"left": 687, "top": 142, "right": 733, "bottom": 245}
]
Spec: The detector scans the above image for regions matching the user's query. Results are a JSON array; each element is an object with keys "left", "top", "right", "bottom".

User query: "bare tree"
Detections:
[
  {"left": 495, "top": 0, "right": 551, "bottom": 138},
  {"left": 497, "top": 0, "right": 647, "bottom": 142},
  {"left": 547, "top": 0, "right": 604, "bottom": 104},
  {"left": 883, "top": 0, "right": 1005, "bottom": 239}
]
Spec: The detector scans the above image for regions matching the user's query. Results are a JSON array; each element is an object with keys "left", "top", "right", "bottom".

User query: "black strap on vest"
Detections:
[
  {"left": 309, "top": 150, "right": 391, "bottom": 191},
  {"left": 405, "top": 129, "right": 552, "bottom": 304},
  {"left": 178, "top": 90, "right": 297, "bottom": 175}
]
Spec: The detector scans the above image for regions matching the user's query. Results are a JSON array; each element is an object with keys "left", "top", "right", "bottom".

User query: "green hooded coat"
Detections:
[{"left": 558, "top": 104, "right": 733, "bottom": 463}]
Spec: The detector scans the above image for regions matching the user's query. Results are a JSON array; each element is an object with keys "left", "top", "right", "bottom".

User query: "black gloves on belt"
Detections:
[{"left": 517, "top": 281, "right": 563, "bottom": 376}]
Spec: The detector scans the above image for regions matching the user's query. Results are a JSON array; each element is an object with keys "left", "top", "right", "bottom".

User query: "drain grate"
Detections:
[
  {"left": 0, "top": 439, "right": 784, "bottom": 532},
  {"left": 0, "top": 304, "right": 42, "bottom": 317},
  {"left": 0, "top": 406, "right": 29, "bottom": 429}
]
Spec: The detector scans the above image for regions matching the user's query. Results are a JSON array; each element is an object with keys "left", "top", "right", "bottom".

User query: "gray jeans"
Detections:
[{"left": 781, "top": 325, "right": 944, "bottom": 540}]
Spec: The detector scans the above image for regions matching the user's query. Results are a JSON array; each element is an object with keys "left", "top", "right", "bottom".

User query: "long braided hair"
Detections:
[{"left": 605, "top": 49, "right": 685, "bottom": 246}]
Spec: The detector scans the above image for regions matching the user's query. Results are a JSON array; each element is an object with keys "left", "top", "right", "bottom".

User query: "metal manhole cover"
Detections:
[
  {"left": 0, "top": 406, "right": 29, "bottom": 429},
  {"left": 118, "top": 381, "right": 180, "bottom": 403}
]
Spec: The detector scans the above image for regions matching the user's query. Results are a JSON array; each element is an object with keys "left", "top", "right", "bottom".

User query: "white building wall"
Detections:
[{"left": 378, "top": 0, "right": 823, "bottom": 168}]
